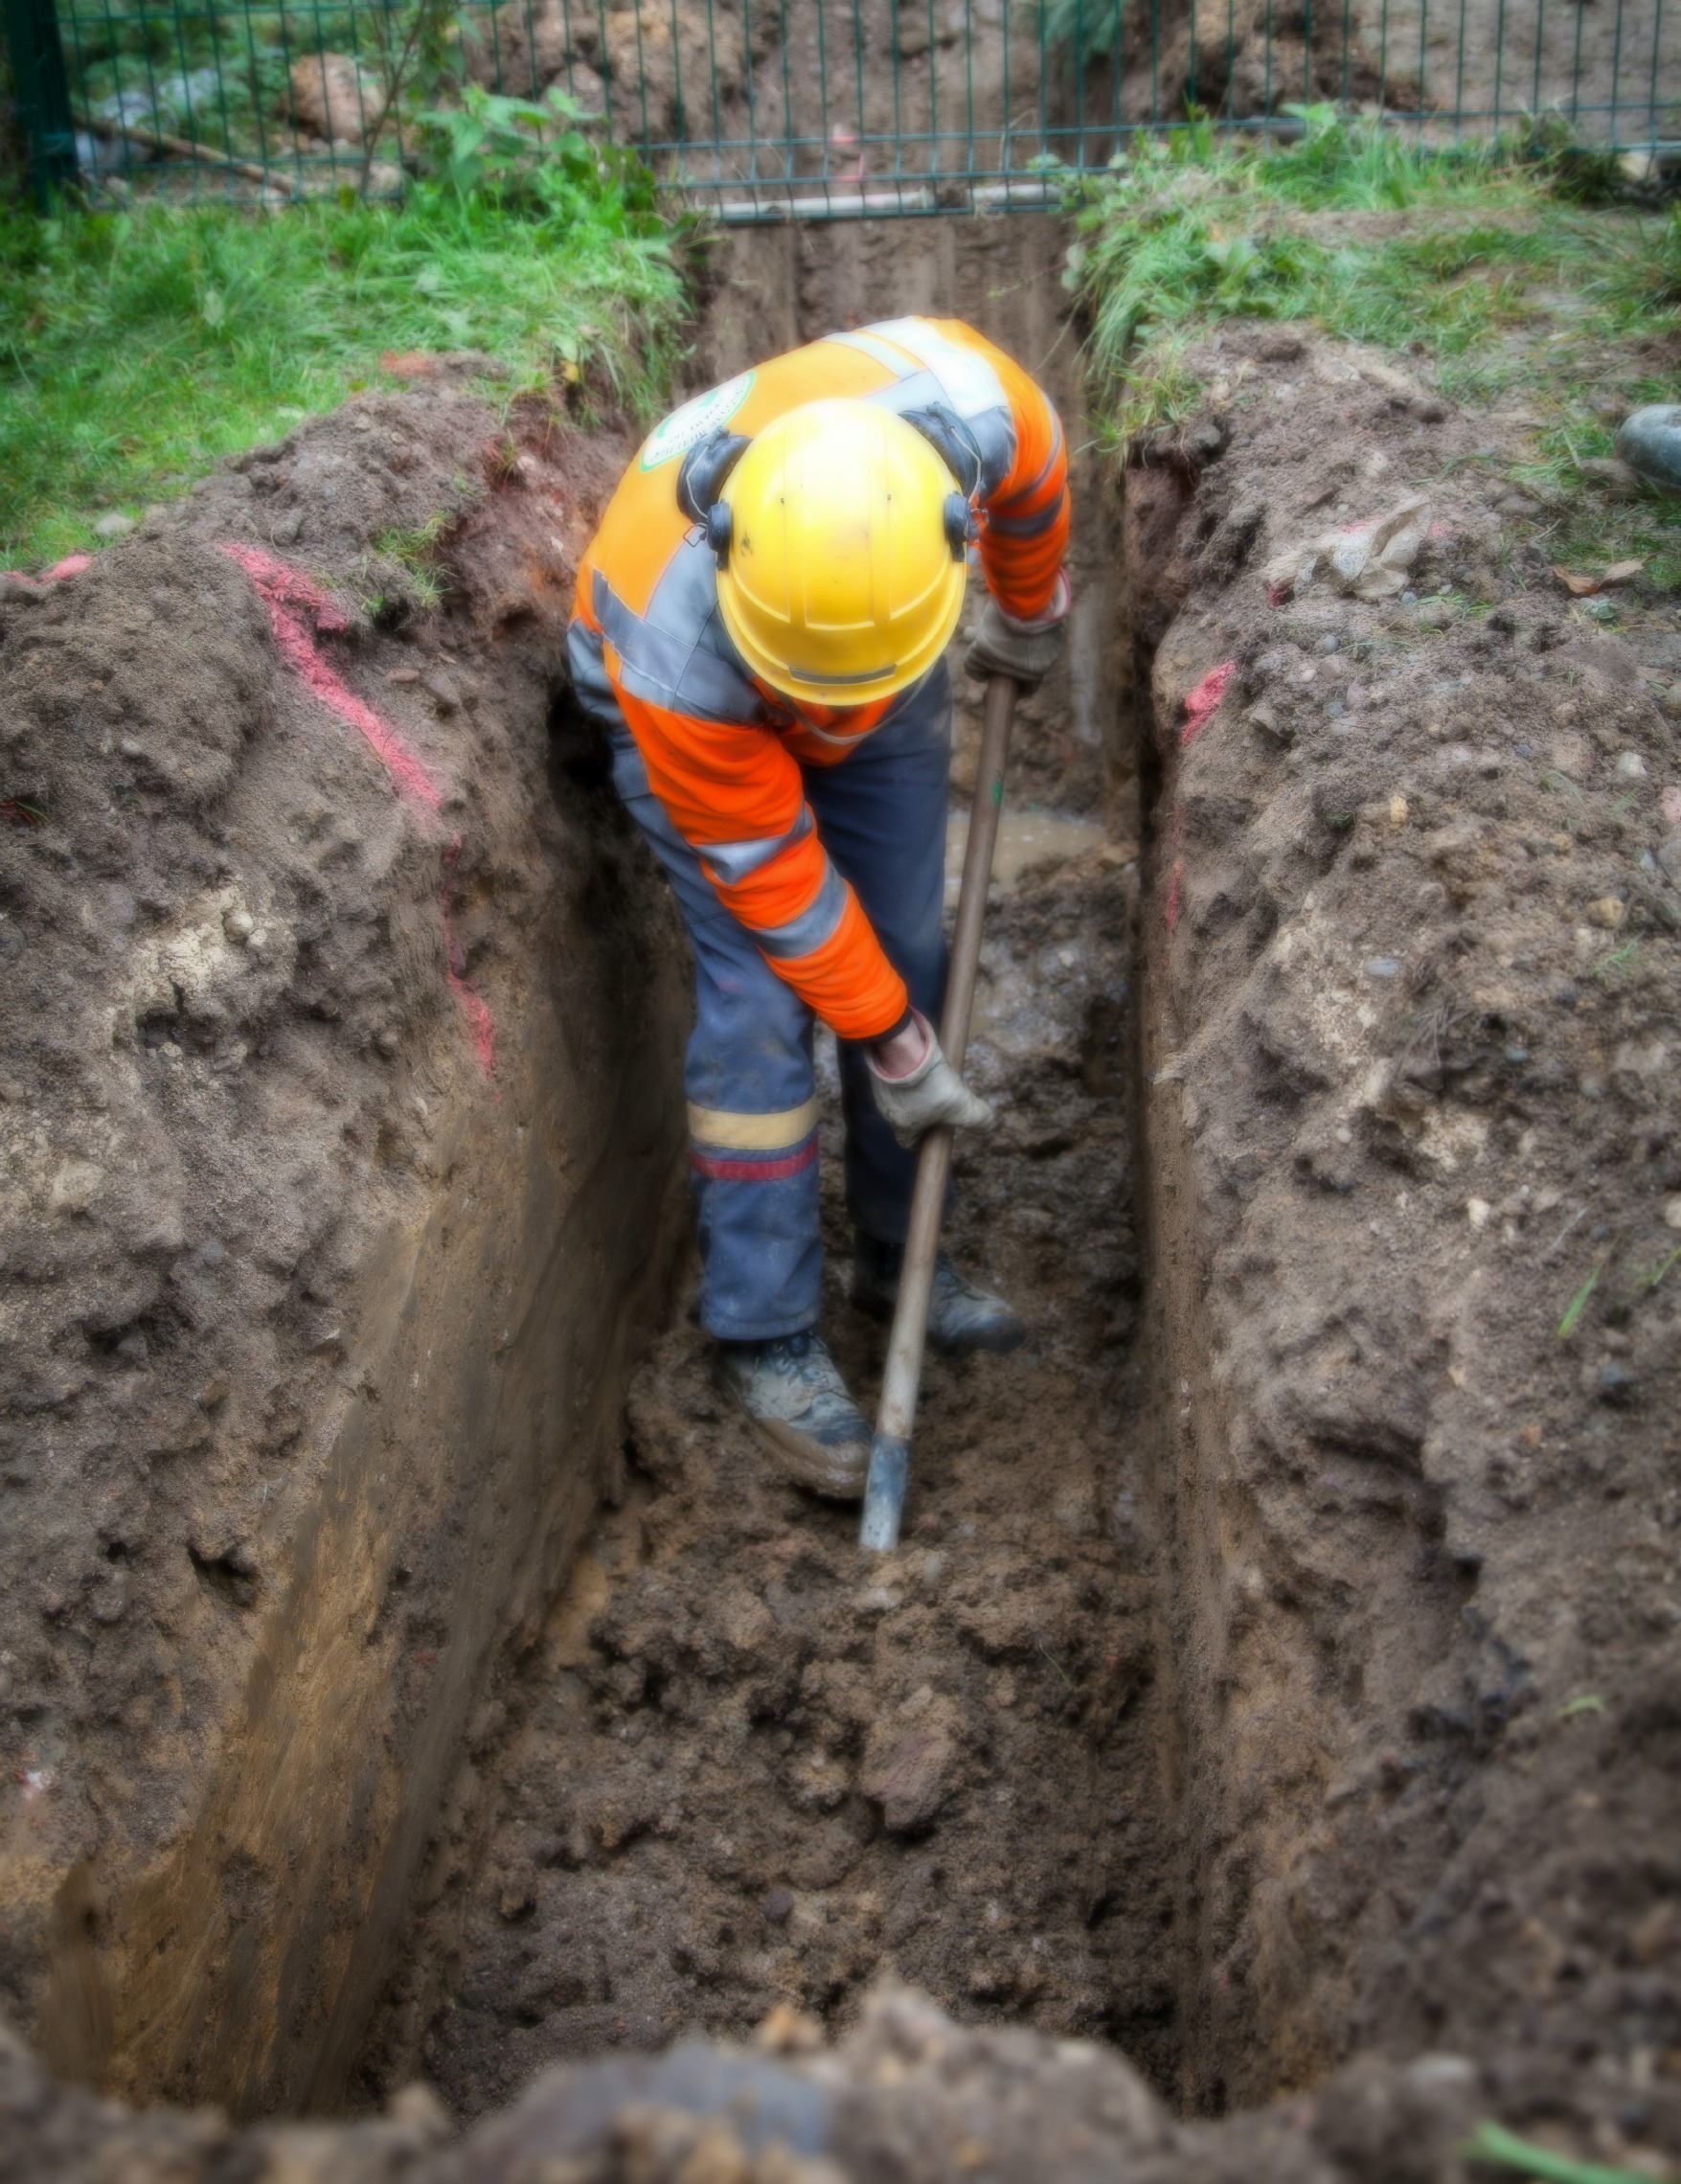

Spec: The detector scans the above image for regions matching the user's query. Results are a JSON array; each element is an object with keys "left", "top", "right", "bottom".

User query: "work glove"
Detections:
[
  {"left": 964, "top": 569, "right": 1071, "bottom": 691},
  {"left": 867, "top": 1011, "right": 996, "bottom": 1149}
]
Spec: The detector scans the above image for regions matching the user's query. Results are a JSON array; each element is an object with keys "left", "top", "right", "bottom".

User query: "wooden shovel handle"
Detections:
[{"left": 859, "top": 672, "right": 1016, "bottom": 1553}]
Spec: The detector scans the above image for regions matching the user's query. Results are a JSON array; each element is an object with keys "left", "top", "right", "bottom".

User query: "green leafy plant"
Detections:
[
  {"left": 1593, "top": 941, "right": 1643, "bottom": 985},
  {"left": 366, "top": 508, "right": 455, "bottom": 612},
  {"left": 416, "top": 83, "right": 621, "bottom": 209},
  {"left": 1556, "top": 1263, "right": 1601, "bottom": 1339}
]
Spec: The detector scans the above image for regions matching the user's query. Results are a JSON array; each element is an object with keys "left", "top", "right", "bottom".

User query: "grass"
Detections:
[
  {"left": 1556, "top": 1263, "right": 1601, "bottom": 1338},
  {"left": 349, "top": 504, "right": 454, "bottom": 615},
  {"left": 1067, "top": 111, "right": 1681, "bottom": 587},
  {"left": 1466, "top": 2119, "right": 1660, "bottom": 2184},
  {"left": 0, "top": 110, "right": 687, "bottom": 566}
]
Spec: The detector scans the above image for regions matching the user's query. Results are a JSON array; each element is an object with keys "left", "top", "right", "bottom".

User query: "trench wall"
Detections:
[
  {"left": 1124, "top": 330, "right": 1681, "bottom": 2114},
  {"left": 45, "top": 956, "right": 689, "bottom": 2117},
  {"left": 0, "top": 387, "right": 692, "bottom": 2119}
]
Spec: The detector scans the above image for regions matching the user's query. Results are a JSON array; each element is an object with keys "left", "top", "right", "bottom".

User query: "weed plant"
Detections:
[
  {"left": 0, "top": 91, "right": 686, "bottom": 565},
  {"left": 1068, "top": 109, "right": 1681, "bottom": 586}
]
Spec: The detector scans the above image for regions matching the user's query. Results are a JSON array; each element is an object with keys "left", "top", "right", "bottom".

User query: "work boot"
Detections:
[
  {"left": 852, "top": 1234, "right": 1028, "bottom": 1355},
  {"left": 716, "top": 1331, "right": 871, "bottom": 1500}
]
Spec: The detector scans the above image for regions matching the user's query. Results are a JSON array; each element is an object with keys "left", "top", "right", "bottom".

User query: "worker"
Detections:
[{"left": 568, "top": 317, "right": 1070, "bottom": 1500}]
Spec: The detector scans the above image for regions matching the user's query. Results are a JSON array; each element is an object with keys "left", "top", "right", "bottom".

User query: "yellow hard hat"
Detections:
[{"left": 713, "top": 399, "right": 970, "bottom": 707}]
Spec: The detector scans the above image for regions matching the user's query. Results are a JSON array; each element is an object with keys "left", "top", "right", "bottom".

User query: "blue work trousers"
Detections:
[{"left": 610, "top": 668, "right": 952, "bottom": 1342}]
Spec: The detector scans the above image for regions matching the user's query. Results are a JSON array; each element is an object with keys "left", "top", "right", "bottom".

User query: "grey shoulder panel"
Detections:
[
  {"left": 566, "top": 619, "right": 625, "bottom": 728},
  {"left": 591, "top": 546, "right": 765, "bottom": 726}
]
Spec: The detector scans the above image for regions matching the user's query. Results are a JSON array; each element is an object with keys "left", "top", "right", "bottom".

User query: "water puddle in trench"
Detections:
[{"left": 356, "top": 792, "right": 1172, "bottom": 2120}]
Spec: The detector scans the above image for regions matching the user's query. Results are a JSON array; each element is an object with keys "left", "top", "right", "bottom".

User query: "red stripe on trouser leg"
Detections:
[{"left": 691, "top": 1138, "right": 820, "bottom": 1183}]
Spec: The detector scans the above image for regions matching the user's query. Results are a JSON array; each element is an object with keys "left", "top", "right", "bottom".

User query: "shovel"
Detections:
[{"left": 860, "top": 671, "right": 1017, "bottom": 1554}]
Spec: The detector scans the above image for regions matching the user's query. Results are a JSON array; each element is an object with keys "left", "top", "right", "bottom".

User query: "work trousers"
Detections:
[{"left": 610, "top": 667, "right": 952, "bottom": 1342}]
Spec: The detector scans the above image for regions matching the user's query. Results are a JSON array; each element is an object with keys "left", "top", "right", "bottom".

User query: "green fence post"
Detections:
[{"left": 3, "top": 0, "right": 80, "bottom": 203}]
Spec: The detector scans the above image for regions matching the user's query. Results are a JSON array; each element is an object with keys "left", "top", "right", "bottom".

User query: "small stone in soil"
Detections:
[
  {"left": 761, "top": 1887, "right": 794, "bottom": 1924},
  {"left": 1588, "top": 1361, "right": 1636, "bottom": 1405}
]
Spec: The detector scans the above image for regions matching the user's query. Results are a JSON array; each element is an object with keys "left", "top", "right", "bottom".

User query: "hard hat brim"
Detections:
[{"left": 717, "top": 556, "right": 967, "bottom": 708}]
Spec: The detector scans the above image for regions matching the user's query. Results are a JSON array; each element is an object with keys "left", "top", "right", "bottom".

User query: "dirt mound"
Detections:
[
  {"left": 1129, "top": 326, "right": 1681, "bottom": 2138},
  {"left": 1, "top": 1974, "right": 1501, "bottom": 2182},
  {"left": 0, "top": 375, "right": 688, "bottom": 2113}
]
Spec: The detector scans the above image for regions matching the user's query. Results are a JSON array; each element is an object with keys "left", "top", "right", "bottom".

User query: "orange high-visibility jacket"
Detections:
[{"left": 570, "top": 317, "right": 1070, "bottom": 1043}]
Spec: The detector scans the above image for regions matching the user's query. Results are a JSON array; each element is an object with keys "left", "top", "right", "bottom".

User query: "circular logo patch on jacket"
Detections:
[{"left": 640, "top": 372, "right": 756, "bottom": 470}]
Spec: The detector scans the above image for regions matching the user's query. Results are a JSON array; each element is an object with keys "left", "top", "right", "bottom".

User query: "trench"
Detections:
[
  {"left": 323, "top": 217, "right": 1235, "bottom": 2121},
  {"left": 12, "top": 217, "right": 1434, "bottom": 2145}
]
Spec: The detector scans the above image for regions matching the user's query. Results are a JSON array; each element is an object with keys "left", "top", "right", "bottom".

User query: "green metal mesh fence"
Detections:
[{"left": 8, "top": 0, "right": 1678, "bottom": 212}]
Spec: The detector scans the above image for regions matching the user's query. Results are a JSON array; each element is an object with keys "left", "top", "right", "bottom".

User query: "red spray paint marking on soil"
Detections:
[
  {"left": 2, "top": 553, "right": 93, "bottom": 588},
  {"left": 220, "top": 545, "right": 444, "bottom": 814},
  {"left": 223, "top": 543, "right": 497, "bottom": 1080},
  {"left": 1181, "top": 661, "right": 1236, "bottom": 748}
]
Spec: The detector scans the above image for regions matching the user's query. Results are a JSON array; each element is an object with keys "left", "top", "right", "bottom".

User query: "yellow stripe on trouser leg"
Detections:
[{"left": 687, "top": 1098, "right": 820, "bottom": 1151}]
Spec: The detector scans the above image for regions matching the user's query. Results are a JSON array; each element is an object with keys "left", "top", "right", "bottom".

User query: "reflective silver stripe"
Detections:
[
  {"left": 700, "top": 806, "right": 814, "bottom": 885},
  {"left": 823, "top": 327, "right": 1019, "bottom": 500},
  {"left": 788, "top": 657, "right": 899, "bottom": 688},
  {"left": 592, "top": 560, "right": 762, "bottom": 726},
  {"left": 688, "top": 1096, "right": 820, "bottom": 1150},
  {"left": 986, "top": 491, "right": 1067, "bottom": 541},
  {"left": 865, "top": 319, "right": 1010, "bottom": 421},
  {"left": 860, "top": 372, "right": 1016, "bottom": 498},
  {"left": 792, "top": 714, "right": 888, "bottom": 749},
  {"left": 822, "top": 327, "right": 923, "bottom": 375},
  {"left": 754, "top": 859, "right": 849, "bottom": 960}
]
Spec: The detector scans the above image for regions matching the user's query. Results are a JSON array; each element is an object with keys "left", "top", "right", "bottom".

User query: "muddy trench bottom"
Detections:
[{"left": 357, "top": 803, "right": 1169, "bottom": 2120}]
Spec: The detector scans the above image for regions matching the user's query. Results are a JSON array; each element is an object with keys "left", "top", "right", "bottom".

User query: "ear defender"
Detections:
[{"left": 678, "top": 431, "right": 753, "bottom": 525}]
